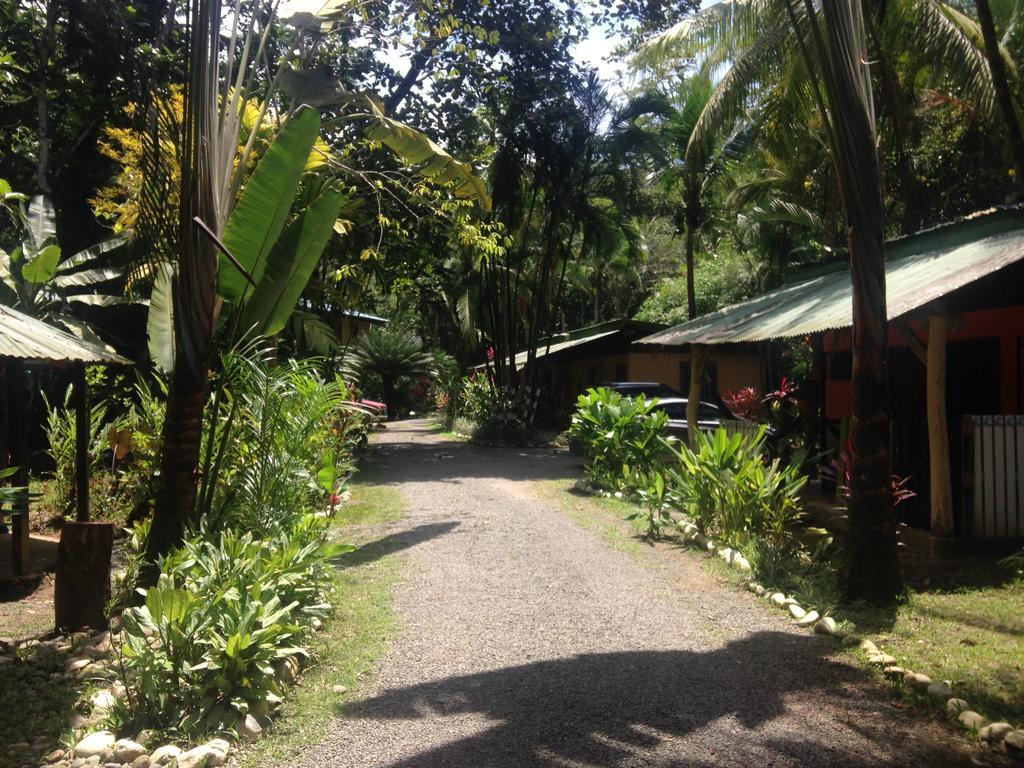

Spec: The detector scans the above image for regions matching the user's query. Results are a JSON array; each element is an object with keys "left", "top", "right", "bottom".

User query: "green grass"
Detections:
[
  {"left": 544, "top": 477, "right": 1024, "bottom": 728},
  {"left": 238, "top": 482, "right": 406, "bottom": 767},
  {"left": 841, "top": 568, "right": 1024, "bottom": 727},
  {"left": 533, "top": 479, "right": 662, "bottom": 565}
]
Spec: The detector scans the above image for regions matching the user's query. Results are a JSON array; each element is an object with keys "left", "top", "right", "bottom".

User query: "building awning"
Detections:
[
  {"left": 638, "top": 207, "right": 1024, "bottom": 347},
  {"left": 0, "top": 304, "right": 130, "bottom": 365},
  {"left": 511, "top": 328, "right": 620, "bottom": 368}
]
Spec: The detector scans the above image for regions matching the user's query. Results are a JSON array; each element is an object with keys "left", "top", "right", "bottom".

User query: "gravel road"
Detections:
[{"left": 291, "top": 419, "right": 977, "bottom": 768}]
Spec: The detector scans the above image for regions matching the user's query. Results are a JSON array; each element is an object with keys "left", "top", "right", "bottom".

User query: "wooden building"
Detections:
[
  {"left": 505, "top": 319, "right": 763, "bottom": 421},
  {"left": 639, "top": 207, "right": 1024, "bottom": 552}
]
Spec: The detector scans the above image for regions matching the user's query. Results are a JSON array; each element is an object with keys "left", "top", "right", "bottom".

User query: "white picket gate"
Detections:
[{"left": 963, "top": 415, "right": 1024, "bottom": 539}]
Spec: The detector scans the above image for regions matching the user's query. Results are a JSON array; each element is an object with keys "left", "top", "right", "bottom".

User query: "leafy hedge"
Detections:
[
  {"left": 569, "top": 387, "right": 809, "bottom": 580},
  {"left": 110, "top": 349, "right": 371, "bottom": 739}
]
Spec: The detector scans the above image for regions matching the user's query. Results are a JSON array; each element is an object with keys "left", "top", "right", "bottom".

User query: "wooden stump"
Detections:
[{"left": 54, "top": 521, "right": 114, "bottom": 632}]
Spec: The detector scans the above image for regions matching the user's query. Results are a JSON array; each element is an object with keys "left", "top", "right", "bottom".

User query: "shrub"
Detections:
[
  {"left": 568, "top": 387, "right": 669, "bottom": 493},
  {"left": 665, "top": 427, "right": 807, "bottom": 577},
  {"left": 42, "top": 389, "right": 109, "bottom": 514},
  {"left": 116, "top": 520, "right": 353, "bottom": 736},
  {"left": 113, "top": 346, "right": 367, "bottom": 738}
]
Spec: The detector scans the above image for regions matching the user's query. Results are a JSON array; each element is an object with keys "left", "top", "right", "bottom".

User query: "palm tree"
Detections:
[
  {"left": 343, "top": 326, "right": 436, "bottom": 418},
  {"left": 974, "top": 0, "right": 1024, "bottom": 181},
  {"left": 795, "top": 0, "right": 905, "bottom": 601}
]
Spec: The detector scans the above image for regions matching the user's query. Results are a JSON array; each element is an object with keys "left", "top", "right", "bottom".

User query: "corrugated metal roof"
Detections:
[
  {"left": 639, "top": 209, "right": 1024, "bottom": 347},
  {"left": 0, "top": 305, "right": 130, "bottom": 364},
  {"left": 512, "top": 328, "right": 620, "bottom": 367}
]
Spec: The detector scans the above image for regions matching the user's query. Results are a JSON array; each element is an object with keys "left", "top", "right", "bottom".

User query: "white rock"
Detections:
[
  {"left": 979, "top": 722, "right": 1013, "bottom": 743},
  {"left": 206, "top": 738, "right": 230, "bottom": 766},
  {"left": 904, "top": 672, "right": 932, "bottom": 692},
  {"left": 814, "top": 617, "right": 838, "bottom": 636},
  {"left": 74, "top": 731, "right": 116, "bottom": 759},
  {"left": 958, "top": 710, "right": 987, "bottom": 731},
  {"left": 946, "top": 698, "right": 969, "bottom": 715},
  {"left": 868, "top": 653, "right": 897, "bottom": 667},
  {"left": 788, "top": 604, "right": 807, "bottom": 621},
  {"left": 797, "top": 610, "right": 819, "bottom": 627},
  {"left": 66, "top": 657, "right": 92, "bottom": 674},
  {"left": 113, "top": 739, "right": 146, "bottom": 763},
  {"left": 89, "top": 689, "right": 116, "bottom": 713},
  {"left": 859, "top": 639, "right": 878, "bottom": 655},
  {"left": 926, "top": 682, "right": 954, "bottom": 700},
  {"left": 237, "top": 713, "right": 262, "bottom": 742},
  {"left": 841, "top": 634, "right": 861, "bottom": 646},
  {"left": 770, "top": 593, "right": 787, "bottom": 607},
  {"left": 746, "top": 582, "right": 762, "bottom": 594},
  {"left": 1004, "top": 730, "right": 1024, "bottom": 752},
  {"left": 733, "top": 555, "right": 752, "bottom": 571},
  {"left": 332, "top": 684, "right": 348, "bottom": 694},
  {"left": 149, "top": 745, "right": 182, "bottom": 765},
  {"left": 883, "top": 666, "right": 905, "bottom": 681}
]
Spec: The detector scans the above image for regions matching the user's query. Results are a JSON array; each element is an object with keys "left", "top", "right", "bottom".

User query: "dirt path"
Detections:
[{"left": 292, "top": 419, "right": 977, "bottom": 768}]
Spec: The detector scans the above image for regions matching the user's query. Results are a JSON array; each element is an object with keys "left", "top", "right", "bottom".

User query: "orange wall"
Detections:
[
  {"left": 823, "top": 305, "right": 1024, "bottom": 417},
  {"left": 628, "top": 349, "right": 762, "bottom": 396}
]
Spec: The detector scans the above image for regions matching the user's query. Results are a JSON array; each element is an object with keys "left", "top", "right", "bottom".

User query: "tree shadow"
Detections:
[
  {"left": 333, "top": 522, "right": 461, "bottom": 569},
  {"left": 363, "top": 430, "right": 581, "bottom": 488},
  {"left": 334, "top": 632, "right": 971, "bottom": 767},
  {"left": 0, "top": 644, "right": 82, "bottom": 766}
]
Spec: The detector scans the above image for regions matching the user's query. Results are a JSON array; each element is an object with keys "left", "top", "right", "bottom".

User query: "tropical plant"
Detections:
[
  {"left": 140, "top": 0, "right": 490, "bottom": 560},
  {"left": 568, "top": 387, "right": 670, "bottom": 493},
  {"left": 117, "top": 520, "right": 352, "bottom": 736},
  {"left": 0, "top": 181, "right": 129, "bottom": 343},
  {"left": 42, "top": 388, "right": 108, "bottom": 515},
  {"left": 664, "top": 427, "right": 807, "bottom": 578},
  {"left": 342, "top": 326, "right": 435, "bottom": 418}
]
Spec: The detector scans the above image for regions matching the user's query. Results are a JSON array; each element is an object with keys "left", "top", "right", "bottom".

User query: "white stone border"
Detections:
[{"left": 668, "top": 514, "right": 1023, "bottom": 757}]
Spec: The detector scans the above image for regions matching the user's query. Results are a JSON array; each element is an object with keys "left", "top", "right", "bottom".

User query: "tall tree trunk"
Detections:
[
  {"left": 808, "top": 0, "right": 904, "bottom": 601},
  {"left": 146, "top": 0, "right": 222, "bottom": 562},
  {"left": 976, "top": 0, "right": 1024, "bottom": 184},
  {"left": 684, "top": 185, "right": 700, "bottom": 321}
]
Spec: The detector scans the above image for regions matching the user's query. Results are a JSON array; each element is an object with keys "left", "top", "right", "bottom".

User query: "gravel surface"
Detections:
[{"left": 292, "top": 419, "right": 977, "bottom": 768}]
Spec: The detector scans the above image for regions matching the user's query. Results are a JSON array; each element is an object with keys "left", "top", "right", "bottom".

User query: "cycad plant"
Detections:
[{"left": 343, "top": 326, "right": 435, "bottom": 418}]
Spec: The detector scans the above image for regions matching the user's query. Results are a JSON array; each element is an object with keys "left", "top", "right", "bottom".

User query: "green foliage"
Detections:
[
  {"left": 665, "top": 427, "right": 807, "bottom": 579},
  {"left": 568, "top": 387, "right": 670, "bottom": 493},
  {"left": 569, "top": 390, "right": 809, "bottom": 578},
  {"left": 117, "top": 520, "right": 352, "bottom": 736},
  {"left": 431, "top": 350, "right": 464, "bottom": 429},
  {"left": 41, "top": 388, "right": 108, "bottom": 514},
  {"left": 114, "top": 350, "right": 367, "bottom": 738},
  {"left": 342, "top": 326, "right": 434, "bottom": 417}
]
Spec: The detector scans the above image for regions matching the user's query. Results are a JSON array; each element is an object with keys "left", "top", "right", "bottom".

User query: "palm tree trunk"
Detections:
[
  {"left": 807, "top": 0, "right": 904, "bottom": 601},
  {"left": 145, "top": 0, "right": 221, "bottom": 562},
  {"left": 684, "top": 184, "right": 700, "bottom": 321},
  {"left": 976, "top": 0, "right": 1024, "bottom": 183}
]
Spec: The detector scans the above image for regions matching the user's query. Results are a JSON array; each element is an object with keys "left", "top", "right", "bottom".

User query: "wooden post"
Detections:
[
  {"left": 927, "top": 314, "right": 956, "bottom": 558},
  {"left": 686, "top": 345, "right": 708, "bottom": 447},
  {"left": 7, "top": 360, "right": 31, "bottom": 577},
  {"left": 74, "top": 364, "right": 90, "bottom": 522},
  {"left": 54, "top": 520, "right": 113, "bottom": 631}
]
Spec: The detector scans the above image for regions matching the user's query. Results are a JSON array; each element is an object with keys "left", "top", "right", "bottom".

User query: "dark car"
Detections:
[
  {"left": 598, "top": 381, "right": 684, "bottom": 400},
  {"left": 648, "top": 397, "right": 723, "bottom": 442}
]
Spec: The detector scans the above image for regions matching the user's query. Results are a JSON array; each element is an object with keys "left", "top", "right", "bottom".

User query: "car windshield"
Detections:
[{"left": 652, "top": 401, "right": 720, "bottom": 420}]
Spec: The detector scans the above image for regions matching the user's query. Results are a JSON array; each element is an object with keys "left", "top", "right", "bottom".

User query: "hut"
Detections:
[{"left": 1, "top": 304, "right": 129, "bottom": 628}]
